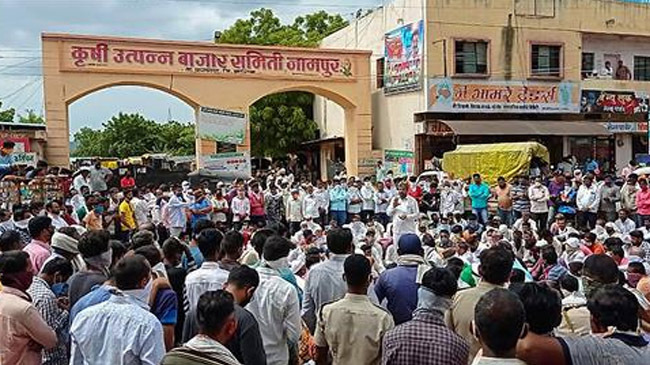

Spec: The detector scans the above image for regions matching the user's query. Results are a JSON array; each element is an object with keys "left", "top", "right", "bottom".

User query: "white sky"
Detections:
[{"left": 0, "top": 0, "right": 382, "bottom": 137}]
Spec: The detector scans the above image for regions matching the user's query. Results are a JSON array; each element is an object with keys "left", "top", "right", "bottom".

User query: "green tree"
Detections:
[
  {"left": 218, "top": 9, "right": 348, "bottom": 157},
  {"left": 17, "top": 109, "right": 45, "bottom": 124},
  {"left": 72, "top": 113, "right": 195, "bottom": 158},
  {"left": 0, "top": 101, "right": 16, "bottom": 123}
]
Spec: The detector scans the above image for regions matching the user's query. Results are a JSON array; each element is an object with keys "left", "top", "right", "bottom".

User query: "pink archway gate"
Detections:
[{"left": 42, "top": 33, "right": 373, "bottom": 176}]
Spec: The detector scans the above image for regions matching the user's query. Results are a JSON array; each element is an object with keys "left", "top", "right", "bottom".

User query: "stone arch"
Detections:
[{"left": 42, "top": 33, "right": 372, "bottom": 176}]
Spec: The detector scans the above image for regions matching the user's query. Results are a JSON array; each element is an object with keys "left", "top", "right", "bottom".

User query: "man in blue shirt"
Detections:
[
  {"left": 329, "top": 178, "right": 348, "bottom": 226},
  {"left": 468, "top": 173, "right": 490, "bottom": 225},
  {"left": 0, "top": 141, "right": 16, "bottom": 178},
  {"left": 189, "top": 189, "right": 212, "bottom": 230}
]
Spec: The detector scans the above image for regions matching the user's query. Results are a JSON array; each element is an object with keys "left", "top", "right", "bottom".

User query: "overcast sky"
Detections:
[{"left": 0, "top": 0, "right": 381, "bottom": 137}]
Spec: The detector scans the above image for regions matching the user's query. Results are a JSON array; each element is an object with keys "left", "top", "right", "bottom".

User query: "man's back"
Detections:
[
  {"left": 375, "top": 264, "right": 418, "bottom": 324},
  {"left": 184, "top": 262, "right": 230, "bottom": 312},
  {"left": 246, "top": 267, "right": 300, "bottom": 365},
  {"left": 70, "top": 294, "right": 165, "bottom": 365},
  {"left": 314, "top": 293, "right": 394, "bottom": 365},
  {"left": 560, "top": 333, "right": 650, "bottom": 365},
  {"left": 383, "top": 311, "right": 469, "bottom": 365},
  {"left": 302, "top": 255, "right": 347, "bottom": 331}
]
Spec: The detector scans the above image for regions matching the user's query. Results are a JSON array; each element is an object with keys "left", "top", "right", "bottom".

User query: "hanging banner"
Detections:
[
  {"left": 201, "top": 152, "right": 251, "bottom": 178},
  {"left": 384, "top": 149, "right": 414, "bottom": 177},
  {"left": 384, "top": 20, "right": 424, "bottom": 95},
  {"left": 197, "top": 107, "right": 246, "bottom": 145},
  {"left": 427, "top": 78, "right": 579, "bottom": 113},
  {"left": 580, "top": 90, "right": 649, "bottom": 114}
]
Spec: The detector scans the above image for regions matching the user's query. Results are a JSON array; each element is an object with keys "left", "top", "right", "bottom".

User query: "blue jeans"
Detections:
[
  {"left": 331, "top": 210, "right": 347, "bottom": 227},
  {"left": 497, "top": 208, "right": 513, "bottom": 227},
  {"left": 472, "top": 207, "right": 488, "bottom": 226}
]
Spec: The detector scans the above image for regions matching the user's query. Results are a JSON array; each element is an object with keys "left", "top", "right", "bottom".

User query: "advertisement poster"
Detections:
[
  {"left": 197, "top": 106, "right": 246, "bottom": 145},
  {"left": 581, "top": 90, "right": 649, "bottom": 114},
  {"left": 384, "top": 20, "right": 424, "bottom": 95},
  {"left": 384, "top": 149, "right": 414, "bottom": 177},
  {"left": 201, "top": 152, "right": 251, "bottom": 178},
  {"left": 427, "top": 78, "right": 579, "bottom": 113}
]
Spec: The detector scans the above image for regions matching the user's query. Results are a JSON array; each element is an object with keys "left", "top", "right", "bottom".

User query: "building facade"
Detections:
[{"left": 316, "top": 0, "right": 650, "bottom": 175}]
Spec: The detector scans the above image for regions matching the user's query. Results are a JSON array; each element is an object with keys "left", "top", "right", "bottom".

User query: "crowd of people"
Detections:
[{"left": 0, "top": 148, "right": 649, "bottom": 364}]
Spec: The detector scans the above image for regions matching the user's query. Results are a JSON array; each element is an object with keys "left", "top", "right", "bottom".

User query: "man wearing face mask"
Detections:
[
  {"left": 23, "top": 216, "right": 54, "bottom": 274},
  {"left": 168, "top": 184, "right": 192, "bottom": 238},
  {"left": 246, "top": 235, "right": 301, "bottom": 365},
  {"left": 0, "top": 251, "right": 57, "bottom": 365},
  {"left": 27, "top": 257, "right": 74, "bottom": 365},
  {"left": 183, "top": 266, "right": 267, "bottom": 365},
  {"left": 67, "top": 230, "right": 112, "bottom": 308},
  {"left": 70, "top": 255, "right": 165, "bottom": 365},
  {"left": 382, "top": 267, "right": 469, "bottom": 365},
  {"left": 88, "top": 160, "right": 112, "bottom": 194},
  {"left": 164, "top": 290, "right": 241, "bottom": 365}
]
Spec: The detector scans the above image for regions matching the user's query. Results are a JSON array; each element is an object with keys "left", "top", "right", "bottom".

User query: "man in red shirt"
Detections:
[{"left": 120, "top": 170, "right": 136, "bottom": 190}]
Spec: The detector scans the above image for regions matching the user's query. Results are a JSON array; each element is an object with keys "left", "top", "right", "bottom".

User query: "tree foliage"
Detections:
[
  {"left": 72, "top": 113, "right": 195, "bottom": 158},
  {"left": 0, "top": 101, "right": 16, "bottom": 123},
  {"left": 218, "top": 9, "right": 348, "bottom": 157},
  {"left": 17, "top": 109, "right": 45, "bottom": 124}
]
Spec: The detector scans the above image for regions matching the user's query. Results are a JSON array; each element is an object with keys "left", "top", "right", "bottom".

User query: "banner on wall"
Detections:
[
  {"left": 197, "top": 106, "right": 246, "bottom": 145},
  {"left": 384, "top": 149, "right": 414, "bottom": 177},
  {"left": 201, "top": 152, "right": 251, "bottom": 178},
  {"left": 384, "top": 20, "right": 424, "bottom": 95},
  {"left": 427, "top": 78, "right": 579, "bottom": 113},
  {"left": 580, "top": 90, "right": 649, "bottom": 115},
  {"left": 13, "top": 152, "right": 37, "bottom": 166}
]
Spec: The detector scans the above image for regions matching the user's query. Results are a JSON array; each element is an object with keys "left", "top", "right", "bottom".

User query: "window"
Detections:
[
  {"left": 455, "top": 41, "right": 488, "bottom": 75},
  {"left": 581, "top": 52, "right": 595, "bottom": 79},
  {"left": 634, "top": 56, "right": 650, "bottom": 81},
  {"left": 531, "top": 44, "right": 562, "bottom": 77},
  {"left": 376, "top": 57, "right": 385, "bottom": 88}
]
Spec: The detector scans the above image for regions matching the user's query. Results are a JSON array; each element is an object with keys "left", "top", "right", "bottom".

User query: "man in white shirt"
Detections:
[
  {"left": 615, "top": 209, "right": 636, "bottom": 236},
  {"left": 131, "top": 188, "right": 150, "bottom": 228},
  {"left": 386, "top": 182, "right": 420, "bottom": 245},
  {"left": 70, "top": 255, "right": 165, "bottom": 365},
  {"left": 45, "top": 200, "right": 68, "bottom": 230},
  {"left": 72, "top": 167, "right": 91, "bottom": 193},
  {"left": 374, "top": 180, "right": 391, "bottom": 227},
  {"left": 347, "top": 179, "right": 363, "bottom": 217},
  {"left": 246, "top": 236, "right": 301, "bottom": 365},
  {"left": 302, "top": 185, "right": 320, "bottom": 221},
  {"left": 314, "top": 180, "right": 330, "bottom": 227},
  {"left": 184, "top": 229, "right": 230, "bottom": 314},
  {"left": 167, "top": 184, "right": 190, "bottom": 238},
  {"left": 360, "top": 177, "right": 376, "bottom": 223},
  {"left": 231, "top": 188, "right": 250, "bottom": 231},
  {"left": 577, "top": 175, "right": 600, "bottom": 230},
  {"left": 286, "top": 189, "right": 303, "bottom": 235}
]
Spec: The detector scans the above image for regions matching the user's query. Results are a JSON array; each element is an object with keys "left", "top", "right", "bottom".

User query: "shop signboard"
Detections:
[
  {"left": 201, "top": 152, "right": 251, "bottom": 178},
  {"left": 427, "top": 78, "right": 579, "bottom": 113},
  {"left": 603, "top": 121, "right": 648, "bottom": 133},
  {"left": 581, "top": 90, "right": 649, "bottom": 114},
  {"left": 13, "top": 152, "right": 37, "bottom": 166},
  {"left": 384, "top": 20, "right": 424, "bottom": 95},
  {"left": 197, "top": 107, "right": 246, "bottom": 145},
  {"left": 384, "top": 149, "right": 414, "bottom": 177}
]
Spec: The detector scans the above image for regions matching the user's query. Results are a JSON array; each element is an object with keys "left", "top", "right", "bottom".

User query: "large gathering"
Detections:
[{"left": 1, "top": 142, "right": 649, "bottom": 364}]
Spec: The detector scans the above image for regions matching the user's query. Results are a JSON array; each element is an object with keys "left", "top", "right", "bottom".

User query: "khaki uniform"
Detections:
[
  {"left": 314, "top": 293, "right": 394, "bottom": 365},
  {"left": 446, "top": 281, "right": 504, "bottom": 364}
]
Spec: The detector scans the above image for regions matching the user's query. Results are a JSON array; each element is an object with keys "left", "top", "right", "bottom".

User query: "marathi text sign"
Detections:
[
  {"left": 197, "top": 107, "right": 246, "bottom": 145},
  {"left": 201, "top": 152, "right": 251, "bottom": 179},
  {"left": 427, "top": 78, "right": 579, "bottom": 113},
  {"left": 384, "top": 20, "right": 424, "bottom": 95},
  {"left": 384, "top": 149, "right": 414, "bottom": 177},
  {"left": 581, "top": 90, "right": 649, "bottom": 115},
  {"left": 603, "top": 122, "right": 648, "bottom": 133},
  {"left": 63, "top": 41, "right": 354, "bottom": 80},
  {"left": 13, "top": 152, "right": 37, "bottom": 166}
]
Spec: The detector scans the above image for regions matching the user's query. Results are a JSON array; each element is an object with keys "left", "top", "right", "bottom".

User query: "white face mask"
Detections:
[{"left": 125, "top": 277, "right": 153, "bottom": 305}]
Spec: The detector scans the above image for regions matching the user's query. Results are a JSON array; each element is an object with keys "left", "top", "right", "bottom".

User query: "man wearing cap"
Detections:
[
  {"left": 73, "top": 167, "right": 91, "bottom": 193},
  {"left": 375, "top": 233, "right": 429, "bottom": 325},
  {"left": 386, "top": 182, "right": 420, "bottom": 245}
]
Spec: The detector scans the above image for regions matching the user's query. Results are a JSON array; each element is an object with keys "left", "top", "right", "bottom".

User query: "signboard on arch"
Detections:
[{"left": 197, "top": 107, "right": 246, "bottom": 145}]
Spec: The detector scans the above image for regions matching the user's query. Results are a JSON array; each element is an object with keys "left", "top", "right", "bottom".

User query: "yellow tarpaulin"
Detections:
[{"left": 442, "top": 142, "right": 549, "bottom": 184}]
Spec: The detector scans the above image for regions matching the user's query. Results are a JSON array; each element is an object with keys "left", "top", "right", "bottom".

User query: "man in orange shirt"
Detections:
[{"left": 581, "top": 232, "right": 605, "bottom": 256}]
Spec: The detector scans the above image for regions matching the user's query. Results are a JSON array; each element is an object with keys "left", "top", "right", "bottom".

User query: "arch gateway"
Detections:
[{"left": 42, "top": 33, "right": 373, "bottom": 176}]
